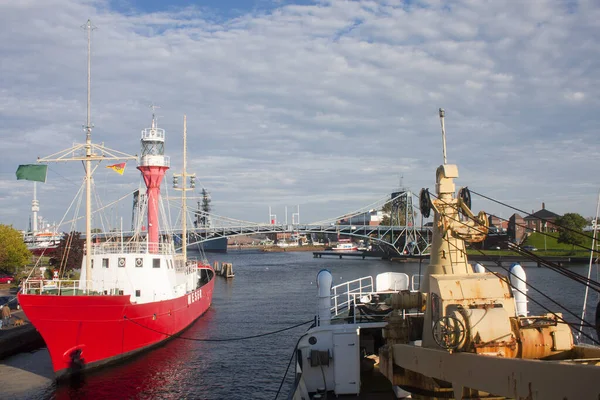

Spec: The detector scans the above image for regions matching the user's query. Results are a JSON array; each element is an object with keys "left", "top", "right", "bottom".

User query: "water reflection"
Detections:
[
  {"left": 53, "top": 310, "right": 216, "bottom": 399},
  {"left": 1, "top": 252, "right": 593, "bottom": 400}
]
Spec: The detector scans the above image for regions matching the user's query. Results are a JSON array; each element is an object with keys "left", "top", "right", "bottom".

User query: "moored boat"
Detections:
[
  {"left": 17, "top": 21, "right": 215, "bottom": 379},
  {"left": 332, "top": 238, "right": 358, "bottom": 252},
  {"left": 288, "top": 109, "right": 600, "bottom": 399},
  {"left": 21, "top": 183, "right": 63, "bottom": 256},
  {"left": 23, "top": 230, "right": 63, "bottom": 256}
]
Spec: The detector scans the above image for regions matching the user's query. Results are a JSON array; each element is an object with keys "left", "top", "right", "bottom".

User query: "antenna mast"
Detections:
[
  {"left": 439, "top": 108, "right": 447, "bottom": 165},
  {"left": 182, "top": 115, "right": 188, "bottom": 261},
  {"left": 35, "top": 20, "right": 137, "bottom": 290},
  {"left": 84, "top": 19, "right": 95, "bottom": 286},
  {"left": 85, "top": 20, "right": 93, "bottom": 143}
]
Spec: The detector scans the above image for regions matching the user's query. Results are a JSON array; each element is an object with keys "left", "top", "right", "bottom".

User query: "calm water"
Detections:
[{"left": 0, "top": 251, "right": 595, "bottom": 399}]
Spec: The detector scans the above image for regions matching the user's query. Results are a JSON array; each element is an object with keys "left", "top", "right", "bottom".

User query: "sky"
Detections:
[{"left": 1, "top": 0, "right": 599, "bottom": 232}]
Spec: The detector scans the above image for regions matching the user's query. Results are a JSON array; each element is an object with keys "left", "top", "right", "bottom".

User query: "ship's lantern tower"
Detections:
[{"left": 137, "top": 110, "right": 170, "bottom": 253}]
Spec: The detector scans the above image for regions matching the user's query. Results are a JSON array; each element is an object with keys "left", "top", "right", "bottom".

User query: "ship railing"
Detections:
[
  {"left": 411, "top": 274, "right": 423, "bottom": 291},
  {"left": 21, "top": 279, "right": 123, "bottom": 296},
  {"left": 331, "top": 276, "right": 374, "bottom": 317},
  {"left": 330, "top": 274, "right": 423, "bottom": 323},
  {"left": 343, "top": 291, "right": 422, "bottom": 324},
  {"left": 141, "top": 127, "right": 165, "bottom": 140},
  {"left": 174, "top": 256, "right": 199, "bottom": 275},
  {"left": 90, "top": 242, "right": 175, "bottom": 255}
]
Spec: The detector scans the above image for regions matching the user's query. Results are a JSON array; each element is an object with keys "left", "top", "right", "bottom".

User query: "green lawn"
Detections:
[
  {"left": 466, "top": 232, "right": 596, "bottom": 258},
  {"left": 523, "top": 232, "right": 595, "bottom": 257}
]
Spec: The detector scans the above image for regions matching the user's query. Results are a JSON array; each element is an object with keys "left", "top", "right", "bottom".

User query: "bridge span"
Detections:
[{"left": 182, "top": 223, "right": 432, "bottom": 256}]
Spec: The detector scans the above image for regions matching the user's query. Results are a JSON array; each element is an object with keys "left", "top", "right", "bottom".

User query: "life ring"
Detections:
[
  {"left": 118, "top": 258, "right": 125, "bottom": 267},
  {"left": 420, "top": 188, "right": 431, "bottom": 218},
  {"left": 135, "top": 258, "right": 143, "bottom": 267}
]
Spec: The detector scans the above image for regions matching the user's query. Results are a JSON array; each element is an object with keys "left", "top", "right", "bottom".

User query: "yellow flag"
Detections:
[{"left": 106, "top": 162, "right": 126, "bottom": 175}]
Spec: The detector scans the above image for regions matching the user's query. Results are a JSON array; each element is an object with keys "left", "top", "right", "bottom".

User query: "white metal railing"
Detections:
[
  {"left": 90, "top": 242, "right": 175, "bottom": 255},
  {"left": 174, "top": 256, "right": 199, "bottom": 275},
  {"left": 329, "top": 274, "right": 423, "bottom": 322},
  {"left": 411, "top": 274, "right": 423, "bottom": 291},
  {"left": 331, "top": 276, "right": 374, "bottom": 317},
  {"left": 21, "top": 279, "right": 123, "bottom": 296},
  {"left": 141, "top": 127, "right": 165, "bottom": 140}
]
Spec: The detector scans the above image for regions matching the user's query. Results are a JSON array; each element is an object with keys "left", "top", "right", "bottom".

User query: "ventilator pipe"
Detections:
[
  {"left": 317, "top": 269, "right": 333, "bottom": 326},
  {"left": 509, "top": 263, "right": 528, "bottom": 317},
  {"left": 472, "top": 263, "right": 485, "bottom": 273}
]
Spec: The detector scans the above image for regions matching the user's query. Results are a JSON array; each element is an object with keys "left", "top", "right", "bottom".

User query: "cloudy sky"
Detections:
[{"left": 1, "top": 0, "right": 599, "bottom": 232}]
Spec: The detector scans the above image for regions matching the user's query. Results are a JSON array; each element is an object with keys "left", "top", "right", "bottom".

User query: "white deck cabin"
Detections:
[{"left": 75, "top": 241, "right": 199, "bottom": 304}]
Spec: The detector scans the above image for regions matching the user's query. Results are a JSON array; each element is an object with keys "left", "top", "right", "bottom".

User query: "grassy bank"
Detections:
[
  {"left": 468, "top": 232, "right": 595, "bottom": 258},
  {"left": 521, "top": 232, "right": 593, "bottom": 257}
]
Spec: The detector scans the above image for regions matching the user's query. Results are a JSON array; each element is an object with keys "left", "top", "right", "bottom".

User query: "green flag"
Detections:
[{"left": 16, "top": 164, "right": 48, "bottom": 183}]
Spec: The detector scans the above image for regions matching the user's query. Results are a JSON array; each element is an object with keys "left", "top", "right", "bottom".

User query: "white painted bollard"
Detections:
[
  {"left": 317, "top": 269, "right": 333, "bottom": 326},
  {"left": 509, "top": 263, "right": 528, "bottom": 317},
  {"left": 472, "top": 263, "right": 485, "bottom": 273}
]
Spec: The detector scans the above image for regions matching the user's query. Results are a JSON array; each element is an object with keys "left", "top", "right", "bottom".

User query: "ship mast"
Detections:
[
  {"left": 421, "top": 108, "right": 488, "bottom": 292},
  {"left": 36, "top": 20, "right": 137, "bottom": 290},
  {"left": 84, "top": 19, "right": 93, "bottom": 282},
  {"left": 182, "top": 115, "right": 188, "bottom": 261},
  {"left": 173, "top": 115, "right": 196, "bottom": 260}
]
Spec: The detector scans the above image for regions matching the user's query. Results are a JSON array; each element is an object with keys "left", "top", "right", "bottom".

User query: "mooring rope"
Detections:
[{"left": 123, "top": 316, "right": 313, "bottom": 342}]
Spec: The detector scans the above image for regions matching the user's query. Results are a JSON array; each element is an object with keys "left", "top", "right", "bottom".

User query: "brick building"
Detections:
[{"left": 523, "top": 202, "right": 560, "bottom": 233}]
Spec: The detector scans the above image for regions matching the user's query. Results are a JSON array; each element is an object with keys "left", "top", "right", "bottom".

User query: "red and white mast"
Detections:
[{"left": 137, "top": 106, "right": 170, "bottom": 253}]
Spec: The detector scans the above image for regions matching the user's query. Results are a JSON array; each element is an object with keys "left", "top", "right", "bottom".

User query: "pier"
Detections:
[
  {"left": 0, "top": 286, "right": 44, "bottom": 361},
  {"left": 213, "top": 262, "right": 234, "bottom": 278},
  {"left": 313, "top": 251, "right": 386, "bottom": 259},
  {"left": 312, "top": 252, "right": 584, "bottom": 266}
]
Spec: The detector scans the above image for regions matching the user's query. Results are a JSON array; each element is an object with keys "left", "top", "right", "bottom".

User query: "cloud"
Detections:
[{"left": 1, "top": 0, "right": 600, "bottom": 232}]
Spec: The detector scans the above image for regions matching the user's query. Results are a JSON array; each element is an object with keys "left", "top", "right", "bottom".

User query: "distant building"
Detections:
[
  {"left": 508, "top": 213, "right": 526, "bottom": 244},
  {"left": 338, "top": 210, "right": 383, "bottom": 226},
  {"left": 523, "top": 202, "right": 560, "bottom": 232},
  {"left": 488, "top": 215, "right": 507, "bottom": 232}
]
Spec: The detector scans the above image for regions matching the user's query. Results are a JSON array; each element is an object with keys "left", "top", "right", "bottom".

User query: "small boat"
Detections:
[
  {"left": 22, "top": 199, "right": 63, "bottom": 256},
  {"left": 288, "top": 109, "right": 600, "bottom": 399},
  {"left": 18, "top": 21, "right": 215, "bottom": 379},
  {"left": 332, "top": 238, "right": 358, "bottom": 252},
  {"left": 23, "top": 229, "right": 63, "bottom": 256}
]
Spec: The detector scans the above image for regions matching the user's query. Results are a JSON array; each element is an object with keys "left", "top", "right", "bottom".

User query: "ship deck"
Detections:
[{"left": 312, "top": 356, "right": 400, "bottom": 400}]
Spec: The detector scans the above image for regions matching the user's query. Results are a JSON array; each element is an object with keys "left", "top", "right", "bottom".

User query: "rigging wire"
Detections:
[
  {"left": 273, "top": 325, "right": 315, "bottom": 400},
  {"left": 59, "top": 189, "right": 138, "bottom": 227},
  {"left": 418, "top": 212, "right": 424, "bottom": 290},
  {"left": 59, "top": 183, "right": 85, "bottom": 279},
  {"left": 471, "top": 189, "right": 599, "bottom": 252},
  {"left": 46, "top": 165, "right": 80, "bottom": 187},
  {"left": 578, "top": 191, "right": 600, "bottom": 340},
  {"left": 433, "top": 211, "right": 599, "bottom": 343},
  {"left": 426, "top": 190, "right": 600, "bottom": 292},
  {"left": 426, "top": 191, "right": 600, "bottom": 344}
]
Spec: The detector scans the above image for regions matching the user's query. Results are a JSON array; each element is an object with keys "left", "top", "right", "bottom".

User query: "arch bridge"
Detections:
[{"left": 172, "top": 191, "right": 433, "bottom": 256}]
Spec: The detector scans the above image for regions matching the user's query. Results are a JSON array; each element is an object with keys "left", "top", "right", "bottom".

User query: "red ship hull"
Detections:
[
  {"left": 18, "top": 278, "right": 214, "bottom": 377},
  {"left": 29, "top": 246, "right": 58, "bottom": 257}
]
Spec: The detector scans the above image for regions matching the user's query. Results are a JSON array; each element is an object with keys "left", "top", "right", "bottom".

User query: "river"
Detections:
[{"left": 0, "top": 250, "right": 594, "bottom": 399}]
